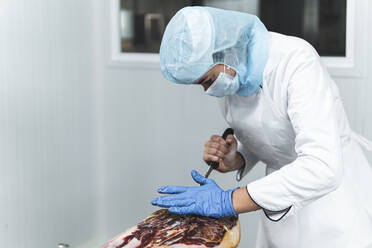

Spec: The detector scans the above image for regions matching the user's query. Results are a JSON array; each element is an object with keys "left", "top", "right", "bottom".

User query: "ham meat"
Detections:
[{"left": 102, "top": 209, "right": 240, "bottom": 248}]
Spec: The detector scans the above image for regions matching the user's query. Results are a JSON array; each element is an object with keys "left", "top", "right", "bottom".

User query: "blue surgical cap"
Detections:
[{"left": 160, "top": 7, "right": 269, "bottom": 96}]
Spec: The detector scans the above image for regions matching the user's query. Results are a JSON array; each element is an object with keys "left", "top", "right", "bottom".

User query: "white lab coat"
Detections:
[{"left": 219, "top": 32, "right": 372, "bottom": 248}]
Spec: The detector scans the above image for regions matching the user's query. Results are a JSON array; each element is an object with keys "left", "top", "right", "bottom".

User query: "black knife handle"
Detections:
[{"left": 208, "top": 128, "right": 234, "bottom": 169}]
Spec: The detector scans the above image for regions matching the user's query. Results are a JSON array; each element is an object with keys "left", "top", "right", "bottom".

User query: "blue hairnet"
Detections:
[{"left": 160, "top": 7, "right": 269, "bottom": 96}]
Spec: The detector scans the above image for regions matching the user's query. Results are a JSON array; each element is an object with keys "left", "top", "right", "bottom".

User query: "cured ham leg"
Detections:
[{"left": 102, "top": 209, "right": 240, "bottom": 248}]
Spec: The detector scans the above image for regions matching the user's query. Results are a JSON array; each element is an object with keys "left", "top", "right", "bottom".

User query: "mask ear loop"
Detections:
[
  {"left": 223, "top": 64, "right": 233, "bottom": 77},
  {"left": 223, "top": 64, "right": 231, "bottom": 75}
]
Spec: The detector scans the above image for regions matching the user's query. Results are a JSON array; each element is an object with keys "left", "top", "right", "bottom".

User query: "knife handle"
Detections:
[{"left": 208, "top": 128, "right": 235, "bottom": 170}]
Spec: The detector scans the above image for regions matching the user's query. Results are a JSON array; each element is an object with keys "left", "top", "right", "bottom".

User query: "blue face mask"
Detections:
[{"left": 205, "top": 72, "right": 239, "bottom": 98}]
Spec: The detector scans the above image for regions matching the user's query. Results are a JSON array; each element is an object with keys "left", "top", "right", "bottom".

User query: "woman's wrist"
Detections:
[
  {"left": 232, "top": 187, "right": 261, "bottom": 214},
  {"left": 233, "top": 152, "right": 245, "bottom": 171}
]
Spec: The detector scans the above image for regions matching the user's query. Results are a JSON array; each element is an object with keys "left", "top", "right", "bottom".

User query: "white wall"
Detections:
[
  {"left": 0, "top": 1, "right": 371, "bottom": 248},
  {"left": 0, "top": 1, "right": 101, "bottom": 247},
  {"left": 364, "top": 0, "right": 372, "bottom": 146}
]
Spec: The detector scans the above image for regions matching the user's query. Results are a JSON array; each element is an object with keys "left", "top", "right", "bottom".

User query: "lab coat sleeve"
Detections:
[
  {"left": 236, "top": 140, "right": 259, "bottom": 181},
  {"left": 246, "top": 50, "right": 343, "bottom": 221}
]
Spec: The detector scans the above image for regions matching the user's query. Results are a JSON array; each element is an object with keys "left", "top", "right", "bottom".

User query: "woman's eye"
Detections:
[{"left": 204, "top": 78, "right": 213, "bottom": 86}]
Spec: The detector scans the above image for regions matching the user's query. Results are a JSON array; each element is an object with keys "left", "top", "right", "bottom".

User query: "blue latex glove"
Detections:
[{"left": 151, "top": 170, "right": 238, "bottom": 218}]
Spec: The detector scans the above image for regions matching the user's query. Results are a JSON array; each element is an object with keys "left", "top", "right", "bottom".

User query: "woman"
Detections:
[{"left": 151, "top": 7, "right": 372, "bottom": 248}]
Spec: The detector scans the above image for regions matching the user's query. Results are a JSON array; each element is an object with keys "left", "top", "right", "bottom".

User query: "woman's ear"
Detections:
[
  {"left": 214, "top": 64, "right": 236, "bottom": 77},
  {"left": 224, "top": 66, "right": 236, "bottom": 77}
]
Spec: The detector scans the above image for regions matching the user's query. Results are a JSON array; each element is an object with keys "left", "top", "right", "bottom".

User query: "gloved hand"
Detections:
[{"left": 151, "top": 170, "right": 238, "bottom": 218}]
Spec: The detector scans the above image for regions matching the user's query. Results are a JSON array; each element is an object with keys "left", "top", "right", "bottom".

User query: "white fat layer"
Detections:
[
  {"left": 101, "top": 226, "right": 139, "bottom": 248},
  {"left": 169, "top": 244, "right": 208, "bottom": 248}
]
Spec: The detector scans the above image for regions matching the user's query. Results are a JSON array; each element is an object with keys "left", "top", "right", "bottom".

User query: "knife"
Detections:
[{"left": 204, "top": 128, "right": 235, "bottom": 178}]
